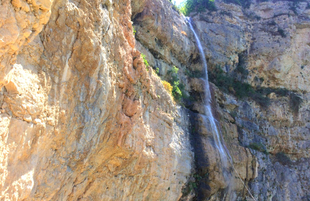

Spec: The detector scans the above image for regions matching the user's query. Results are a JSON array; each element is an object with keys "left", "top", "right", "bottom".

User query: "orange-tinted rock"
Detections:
[{"left": 0, "top": 0, "right": 193, "bottom": 200}]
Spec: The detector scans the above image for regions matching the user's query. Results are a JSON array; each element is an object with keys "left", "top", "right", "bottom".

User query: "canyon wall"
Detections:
[
  {"left": 0, "top": 0, "right": 193, "bottom": 200},
  {"left": 187, "top": 1, "right": 310, "bottom": 200},
  {"left": 0, "top": 0, "right": 309, "bottom": 200}
]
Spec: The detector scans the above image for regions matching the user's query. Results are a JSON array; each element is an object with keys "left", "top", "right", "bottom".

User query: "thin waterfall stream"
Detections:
[
  {"left": 187, "top": 18, "right": 257, "bottom": 201},
  {"left": 187, "top": 18, "right": 229, "bottom": 167}
]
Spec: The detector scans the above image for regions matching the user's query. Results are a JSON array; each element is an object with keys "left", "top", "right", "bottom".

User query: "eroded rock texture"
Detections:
[
  {"left": 0, "top": 0, "right": 193, "bottom": 200},
  {"left": 189, "top": 0, "right": 310, "bottom": 200},
  {"left": 1, "top": 0, "right": 310, "bottom": 200},
  {"left": 133, "top": 1, "right": 259, "bottom": 200},
  {"left": 0, "top": 0, "right": 53, "bottom": 86}
]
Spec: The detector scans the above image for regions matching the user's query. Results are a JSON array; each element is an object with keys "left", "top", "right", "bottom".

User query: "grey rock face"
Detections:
[{"left": 184, "top": 1, "right": 310, "bottom": 200}]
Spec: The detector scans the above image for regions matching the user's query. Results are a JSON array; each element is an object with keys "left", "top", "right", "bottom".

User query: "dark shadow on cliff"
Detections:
[{"left": 180, "top": 110, "right": 213, "bottom": 201}]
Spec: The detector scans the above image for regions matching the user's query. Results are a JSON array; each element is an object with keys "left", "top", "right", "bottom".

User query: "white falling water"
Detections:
[
  {"left": 187, "top": 18, "right": 257, "bottom": 201},
  {"left": 187, "top": 18, "right": 228, "bottom": 166}
]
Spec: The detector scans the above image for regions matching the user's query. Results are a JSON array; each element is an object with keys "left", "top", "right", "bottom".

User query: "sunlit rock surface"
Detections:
[
  {"left": 0, "top": 0, "right": 193, "bottom": 200},
  {"left": 0, "top": 0, "right": 309, "bottom": 200}
]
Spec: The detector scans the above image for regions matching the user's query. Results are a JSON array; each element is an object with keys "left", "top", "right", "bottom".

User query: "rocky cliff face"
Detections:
[
  {"left": 187, "top": 0, "right": 310, "bottom": 200},
  {"left": 0, "top": 0, "right": 193, "bottom": 200},
  {"left": 0, "top": 0, "right": 309, "bottom": 200}
]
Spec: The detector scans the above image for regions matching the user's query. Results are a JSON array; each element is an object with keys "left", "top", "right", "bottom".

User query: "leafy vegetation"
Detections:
[
  {"left": 181, "top": 172, "right": 209, "bottom": 197},
  {"left": 209, "top": 66, "right": 256, "bottom": 99},
  {"left": 168, "top": 66, "right": 183, "bottom": 101},
  {"left": 140, "top": 54, "right": 182, "bottom": 102},
  {"left": 209, "top": 64, "right": 303, "bottom": 112},
  {"left": 177, "top": 0, "right": 307, "bottom": 16},
  {"left": 170, "top": 65, "right": 179, "bottom": 75},
  {"left": 133, "top": 27, "right": 136, "bottom": 35},
  {"left": 162, "top": 80, "right": 173, "bottom": 94},
  {"left": 140, "top": 54, "right": 185, "bottom": 103},
  {"left": 248, "top": 142, "right": 268, "bottom": 154},
  {"left": 168, "top": 0, "right": 182, "bottom": 14},
  {"left": 256, "top": 87, "right": 303, "bottom": 114},
  {"left": 178, "top": 0, "right": 216, "bottom": 16},
  {"left": 156, "top": 67, "right": 160, "bottom": 75},
  {"left": 141, "top": 53, "right": 149, "bottom": 70},
  {"left": 185, "top": 68, "right": 204, "bottom": 78},
  {"left": 235, "top": 53, "right": 249, "bottom": 79}
]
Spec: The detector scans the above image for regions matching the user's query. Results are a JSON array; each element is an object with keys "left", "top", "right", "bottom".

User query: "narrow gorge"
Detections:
[{"left": 0, "top": 0, "right": 309, "bottom": 200}]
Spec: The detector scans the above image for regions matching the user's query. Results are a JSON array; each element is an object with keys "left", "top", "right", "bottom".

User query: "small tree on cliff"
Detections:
[{"left": 179, "top": 0, "right": 216, "bottom": 16}]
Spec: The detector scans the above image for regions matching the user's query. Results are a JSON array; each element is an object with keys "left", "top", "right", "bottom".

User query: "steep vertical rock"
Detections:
[
  {"left": 1, "top": 0, "right": 310, "bottom": 200},
  {"left": 0, "top": 0, "right": 193, "bottom": 200},
  {"left": 189, "top": 0, "right": 310, "bottom": 200},
  {"left": 0, "top": 0, "right": 53, "bottom": 86}
]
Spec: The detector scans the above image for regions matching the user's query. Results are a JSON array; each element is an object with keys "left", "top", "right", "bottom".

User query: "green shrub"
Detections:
[
  {"left": 172, "top": 81, "right": 182, "bottom": 101},
  {"left": 141, "top": 53, "right": 149, "bottom": 70},
  {"left": 248, "top": 142, "right": 268, "bottom": 154},
  {"left": 185, "top": 69, "right": 204, "bottom": 78},
  {"left": 180, "top": 0, "right": 306, "bottom": 15},
  {"left": 133, "top": 27, "right": 136, "bottom": 35},
  {"left": 156, "top": 64, "right": 188, "bottom": 103},
  {"left": 209, "top": 65, "right": 255, "bottom": 99},
  {"left": 256, "top": 87, "right": 289, "bottom": 97},
  {"left": 168, "top": 0, "right": 183, "bottom": 14},
  {"left": 274, "top": 88, "right": 290, "bottom": 96},
  {"left": 235, "top": 53, "right": 249, "bottom": 79},
  {"left": 168, "top": 66, "right": 183, "bottom": 101},
  {"left": 235, "top": 64, "right": 249, "bottom": 79},
  {"left": 209, "top": 66, "right": 270, "bottom": 107},
  {"left": 179, "top": 0, "right": 216, "bottom": 16},
  {"left": 234, "top": 81, "right": 255, "bottom": 98},
  {"left": 209, "top": 64, "right": 304, "bottom": 112},
  {"left": 181, "top": 172, "right": 209, "bottom": 196},
  {"left": 171, "top": 66, "right": 179, "bottom": 74},
  {"left": 251, "top": 93, "right": 270, "bottom": 108},
  {"left": 172, "top": 4, "right": 181, "bottom": 14},
  {"left": 156, "top": 67, "right": 160, "bottom": 75}
]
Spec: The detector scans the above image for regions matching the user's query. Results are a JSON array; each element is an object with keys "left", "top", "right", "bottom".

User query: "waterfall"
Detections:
[
  {"left": 187, "top": 18, "right": 228, "bottom": 166},
  {"left": 187, "top": 18, "right": 257, "bottom": 201}
]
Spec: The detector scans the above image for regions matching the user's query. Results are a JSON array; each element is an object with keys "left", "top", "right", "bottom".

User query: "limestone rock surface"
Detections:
[
  {"left": 0, "top": 0, "right": 53, "bottom": 86},
  {"left": 189, "top": 1, "right": 310, "bottom": 200},
  {"left": 0, "top": 0, "right": 193, "bottom": 200},
  {"left": 1, "top": 0, "right": 310, "bottom": 200}
]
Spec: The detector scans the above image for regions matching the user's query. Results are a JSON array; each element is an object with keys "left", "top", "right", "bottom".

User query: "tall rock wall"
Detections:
[
  {"left": 0, "top": 0, "right": 310, "bottom": 200},
  {"left": 0, "top": 0, "right": 193, "bottom": 200},
  {"left": 188, "top": 0, "right": 310, "bottom": 200}
]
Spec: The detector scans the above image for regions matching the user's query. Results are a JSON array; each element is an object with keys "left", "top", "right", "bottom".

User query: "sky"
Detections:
[{"left": 172, "top": 0, "right": 185, "bottom": 6}]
